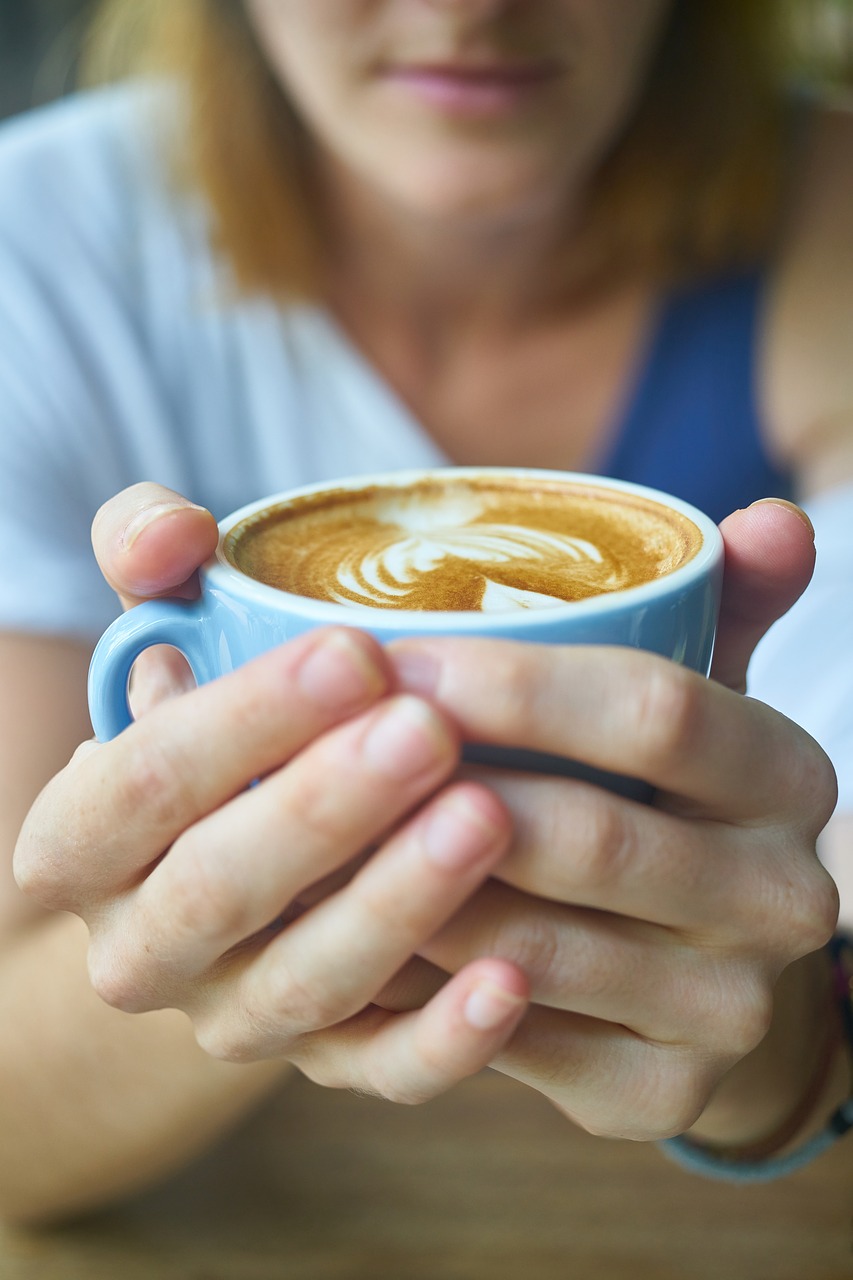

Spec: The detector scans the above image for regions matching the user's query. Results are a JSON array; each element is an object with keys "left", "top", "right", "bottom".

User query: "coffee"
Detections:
[{"left": 225, "top": 475, "right": 702, "bottom": 613}]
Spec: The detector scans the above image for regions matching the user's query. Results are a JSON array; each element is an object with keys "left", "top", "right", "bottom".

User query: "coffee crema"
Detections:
[{"left": 225, "top": 477, "right": 702, "bottom": 613}]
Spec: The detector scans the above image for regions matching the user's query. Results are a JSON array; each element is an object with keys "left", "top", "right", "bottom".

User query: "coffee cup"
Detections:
[{"left": 88, "top": 468, "right": 724, "bottom": 793}]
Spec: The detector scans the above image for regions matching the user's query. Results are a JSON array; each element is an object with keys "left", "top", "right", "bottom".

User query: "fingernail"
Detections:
[
  {"left": 362, "top": 696, "right": 452, "bottom": 779},
  {"left": 296, "top": 629, "right": 386, "bottom": 709},
  {"left": 749, "top": 498, "right": 815, "bottom": 540},
  {"left": 392, "top": 647, "right": 440, "bottom": 698},
  {"left": 464, "top": 980, "right": 526, "bottom": 1031},
  {"left": 424, "top": 791, "right": 506, "bottom": 870},
  {"left": 121, "top": 502, "right": 205, "bottom": 550}
]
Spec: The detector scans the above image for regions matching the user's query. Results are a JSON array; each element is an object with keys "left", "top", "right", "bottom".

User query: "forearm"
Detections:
[{"left": 0, "top": 912, "right": 289, "bottom": 1225}]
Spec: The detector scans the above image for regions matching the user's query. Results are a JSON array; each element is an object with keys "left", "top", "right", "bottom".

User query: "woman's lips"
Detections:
[{"left": 379, "top": 61, "right": 564, "bottom": 118}]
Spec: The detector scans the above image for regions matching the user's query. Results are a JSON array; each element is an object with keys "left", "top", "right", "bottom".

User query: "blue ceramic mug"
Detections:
[{"left": 88, "top": 468, "right": 724, "bottom": 793}]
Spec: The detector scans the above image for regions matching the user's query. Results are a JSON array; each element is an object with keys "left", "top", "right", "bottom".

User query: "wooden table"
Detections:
[{"left": 2, "top": 1070, "right": 852, "bottom": 1279}]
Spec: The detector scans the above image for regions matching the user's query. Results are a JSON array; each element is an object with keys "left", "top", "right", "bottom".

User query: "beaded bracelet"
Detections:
[{"left": 660, "top": 934, "right": 853, "bottom": 1184}]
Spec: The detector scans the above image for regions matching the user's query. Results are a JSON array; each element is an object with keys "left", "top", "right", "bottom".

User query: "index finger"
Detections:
[
  {"left": 15, "top": 627, "right": 393, "bottom": 908},
  {"left": 390, "top": 638, "right": 835, "bottom": 822}
]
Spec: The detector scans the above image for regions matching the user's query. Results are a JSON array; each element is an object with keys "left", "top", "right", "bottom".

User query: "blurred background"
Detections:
[
  {"left": 0, "top": 0, "right": 851, "bottom": 124},
  {"left": 0, "top": 0, "right": 95, "bottom": 120}
]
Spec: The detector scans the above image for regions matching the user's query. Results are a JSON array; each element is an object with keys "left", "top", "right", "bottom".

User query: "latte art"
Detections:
[
  {"left": 332, "top": 516, "right": 608, "bottom": 610},
  {"left": 226, "top": 477, "right": 702, "bottom": 612}
]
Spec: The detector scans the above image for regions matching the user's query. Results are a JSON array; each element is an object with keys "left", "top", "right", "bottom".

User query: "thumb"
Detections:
[
  {"left": 92, "top": 481, "right": 219, "bottom": 612},
  {"left": 711, "top": 499, "right": 816, "bottom": 693},
  {"left": 91, "top": 483, "right": 220, "bottom": 717}
]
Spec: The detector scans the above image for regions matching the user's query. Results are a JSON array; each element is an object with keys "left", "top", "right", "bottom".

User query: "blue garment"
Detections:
[{"left": 600, "top": 272, "right": 793, "bottom": 525}]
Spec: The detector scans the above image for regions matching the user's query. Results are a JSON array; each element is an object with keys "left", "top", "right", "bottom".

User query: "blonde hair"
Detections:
[{"left": 85, "top": 0, "right": 802, "bottom": 299}]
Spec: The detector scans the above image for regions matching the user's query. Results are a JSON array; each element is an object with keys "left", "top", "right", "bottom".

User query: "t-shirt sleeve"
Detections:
[
  {"left": 0, "top": 92, "right": 170, "bottom": 640},
  {"left": 0, "top": 239, "right": 121, "bottom": 637}
]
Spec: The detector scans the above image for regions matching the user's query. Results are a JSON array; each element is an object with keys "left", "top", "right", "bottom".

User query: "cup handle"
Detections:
[{"left": 87, "top": 598, "right": 212, "bottom": 742}]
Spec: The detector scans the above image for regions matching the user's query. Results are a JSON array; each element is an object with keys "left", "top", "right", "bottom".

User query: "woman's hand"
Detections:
[
  {"left": 16, "top": 483, "right": 837, "bottom": 1136},
  {"left": 370, "top": 500, "right": 840, "bottom": 1141},
  {"left": 13, "top": 483, "right": 529, "bottom": 1102}
]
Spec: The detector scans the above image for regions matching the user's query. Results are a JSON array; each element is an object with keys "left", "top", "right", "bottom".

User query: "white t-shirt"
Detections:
[
  {"left": 0, "top": 86, "right": 447, "bottom": 640},
  {"left": 0, "top": 86, "right": 850, "bottom": 810}
]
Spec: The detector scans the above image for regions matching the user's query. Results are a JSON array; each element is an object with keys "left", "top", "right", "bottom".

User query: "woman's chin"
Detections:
[{"left": 368, "top": 156, "right": 570, "bottom": 233}]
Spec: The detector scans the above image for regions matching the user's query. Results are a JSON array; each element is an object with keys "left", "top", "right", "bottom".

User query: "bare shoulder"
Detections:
[{"left": 761, "top": 98, "right": 853, "bottom": 496}]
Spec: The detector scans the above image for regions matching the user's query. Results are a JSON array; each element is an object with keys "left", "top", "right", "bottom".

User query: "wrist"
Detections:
[
  {"left": 661, "top": 937, "right": 853, "bottom": 1182},
  {"left": 687, "top": 948, "right": 840, "bottom": 1152}
]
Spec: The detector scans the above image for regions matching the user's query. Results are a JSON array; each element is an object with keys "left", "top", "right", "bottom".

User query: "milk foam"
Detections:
[{"left": 328, "top": 496, "right": 609, "bottom": 610}]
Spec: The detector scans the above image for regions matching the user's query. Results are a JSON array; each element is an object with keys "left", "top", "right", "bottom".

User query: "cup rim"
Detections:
[{"left": 207, "top": 467, "right": 723, "bottom": 630}]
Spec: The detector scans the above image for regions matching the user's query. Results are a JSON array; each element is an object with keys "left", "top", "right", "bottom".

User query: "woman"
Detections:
[{"left": 1, "top": 0, "right": 850, "bottom": 1222}]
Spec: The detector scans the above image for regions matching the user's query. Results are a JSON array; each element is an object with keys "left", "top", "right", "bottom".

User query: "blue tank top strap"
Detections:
[{"left": 598, "top": 271, "right": 793, "bottom": 525}]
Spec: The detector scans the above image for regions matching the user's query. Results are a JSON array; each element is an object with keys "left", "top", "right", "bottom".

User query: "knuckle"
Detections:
[
  {"left": 492, "top": 915, "right": 562, "bottom": 989},
  {"left": 282, "top": 770, "right": 351, "bottom": 852},
  {"left": 367, "top": 1056, "right": 437, "bottom": 1106},
  {"left": 164, "top": 835, "right": 253, "bottom": 948},
  {"left": 808, "top": 868, "right": 842, "bottom": 946},
  {"left": 349, "top": 876, "right": 423, "bottom": 948},
  {"left": 759, "top": 715, "right": 838, "bottom": 833},
  {"left": 795, "top": 736, "right": 840, "bottom": 831},
  {"left": 572, "top": 798, "right": 637, "bottom": 892},
  {"left": 643, "top": 1067, "right": 711, "bottom": 1140},
  {"left": 13, "top": 829, "right": 62, "bottom": 907},
  {"left": 114, "top": 735, "right": 186, "bottom": 833},
  {"left": 683, "top": 963, "right": 774, "bottom": 1061},
  {"left": 757, "top": 710, "right": 838, "bottom": 820},
  {"left": 411, "top": 1029, "right": 459, "bottom": 1093},
  {"left": 781, "top": 861, "right": 840, "bottom": 957},
  {"left": 87, "top": 937, "right": 152, "bottom": 1015},
  {"left": 477, "top": 647, "right": 532, "bottom": 726},
  {"left": 193, "top": 1016, "right": 267, "bottom": 1064},
  {"left": 717, "top": 980, "right": 775, "bottom": 1059},
  {"left": 13, "top": 786, "right": 80, "bottom": 910},
  {"left": 253, "top": 961, "right": 342, "bottom": 1037},
  {"left": 631, "top": 661, "right": 701, "bottom": 768},
  {"left": 591, "top": 1056, "right": 710, "bottom": 1142}
]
